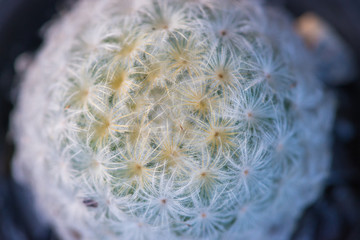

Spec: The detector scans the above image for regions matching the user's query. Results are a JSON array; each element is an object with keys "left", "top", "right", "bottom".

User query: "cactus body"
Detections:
[{"left": 12, "top": 0, "right": 335, "bottom": 239}]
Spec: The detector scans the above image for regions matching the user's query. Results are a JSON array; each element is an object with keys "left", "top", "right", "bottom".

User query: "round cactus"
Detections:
[{"left": 12, "top": 0, "right": 335, "bottom": 239}]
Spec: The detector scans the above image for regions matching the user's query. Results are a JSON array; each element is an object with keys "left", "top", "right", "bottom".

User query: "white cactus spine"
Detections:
[{"left": 12, "top": 0, "right": 335, "bottom": 239}]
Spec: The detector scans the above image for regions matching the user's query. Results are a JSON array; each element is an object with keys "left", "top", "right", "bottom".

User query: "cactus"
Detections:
[{"left": 12, "top": 0, "right": 335, "bottom": 239}]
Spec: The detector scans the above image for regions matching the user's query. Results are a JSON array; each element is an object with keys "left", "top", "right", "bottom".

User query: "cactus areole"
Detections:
[{"left": 12, "top": 0, "right": 335, "bottom": 239}]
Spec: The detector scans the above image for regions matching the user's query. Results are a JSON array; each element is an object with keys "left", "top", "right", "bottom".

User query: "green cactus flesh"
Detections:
[{"left": 12, "top": 0, "right": 335, "bottom": 239}]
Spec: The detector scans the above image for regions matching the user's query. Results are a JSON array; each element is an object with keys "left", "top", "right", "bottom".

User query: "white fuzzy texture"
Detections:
[{"left": 12, "top": 0, "right": 335, "bottom": 239}]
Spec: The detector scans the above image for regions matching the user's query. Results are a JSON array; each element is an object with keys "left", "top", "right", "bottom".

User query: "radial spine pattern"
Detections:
[{"left": 12, "top": 0, "right": 335, "bottom": 239}]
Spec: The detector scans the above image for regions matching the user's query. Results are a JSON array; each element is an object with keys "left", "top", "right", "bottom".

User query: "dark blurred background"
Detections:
[{"left": 0, "top": 0, "right": 359, "bottom": 239}]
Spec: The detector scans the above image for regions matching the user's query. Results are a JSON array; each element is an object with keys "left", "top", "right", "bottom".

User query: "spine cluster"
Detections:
[{"left": 12, "top": 0, "right": 335, "bottom": 239}]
